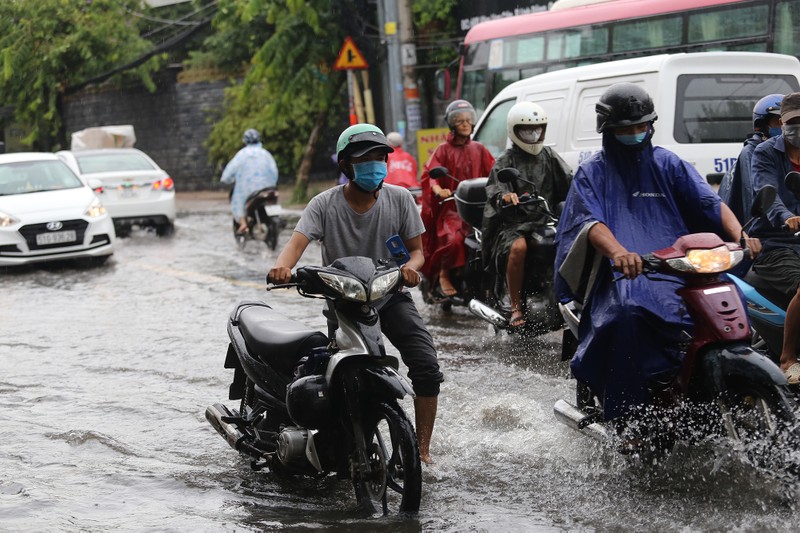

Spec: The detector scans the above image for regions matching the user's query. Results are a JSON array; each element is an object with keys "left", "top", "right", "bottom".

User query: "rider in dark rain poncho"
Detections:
[{"left": 554, "top": 83, "right": 759, "bottom": 422}]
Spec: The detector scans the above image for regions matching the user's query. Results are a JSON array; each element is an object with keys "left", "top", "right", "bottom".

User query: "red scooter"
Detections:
[{"left": 555, "top": 187, "right": 800, "bottom": 465}]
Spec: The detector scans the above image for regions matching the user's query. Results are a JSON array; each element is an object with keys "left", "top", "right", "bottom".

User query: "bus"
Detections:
[{"left": 443, "top": 0, "right": 800, "bottom": 115}]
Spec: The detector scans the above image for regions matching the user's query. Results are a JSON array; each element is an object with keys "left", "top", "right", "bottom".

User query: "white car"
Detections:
[
  {"left": 57, "top": 148, "right": 176, "bottom": 236},
  {"left": 0, "top": 152, "right": 115, "bottom": 267}
]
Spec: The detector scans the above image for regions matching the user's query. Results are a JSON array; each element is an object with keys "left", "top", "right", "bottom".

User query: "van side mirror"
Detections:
[
  {"left": 434, "top": 69, "right": 451, "bottom": 101},
  {"left": 785, "top": 171, "right": 800, "bottom": 201}
]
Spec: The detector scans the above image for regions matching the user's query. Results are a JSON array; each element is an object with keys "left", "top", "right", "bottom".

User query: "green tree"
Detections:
[
  {"left": 203, "top": 0, "right": 385, "bottom": 203},
  {"left": 0, "top": 0, "right": 164, "bottom": 150}
]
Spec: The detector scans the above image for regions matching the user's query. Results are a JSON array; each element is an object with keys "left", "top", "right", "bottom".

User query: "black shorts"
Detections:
[{"left": 753, "top": 247, "right": 800, "bottom": 295}]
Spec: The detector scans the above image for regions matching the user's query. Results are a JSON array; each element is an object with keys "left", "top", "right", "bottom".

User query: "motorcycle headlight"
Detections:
[
  {"left": 370, "top": 270, "right": 401, "bottom": 301},
  {"left": 84, "top": 197, "right": 107, "bottom": 218},
  {"left": 0, "top": 210, "right": 20, "bottom": 227},
  {"left": 318, "top": 272, "right": 367, "bottom": 302},
  {"left": 666, "top": 245, "right": 743, "bottom": 274}
]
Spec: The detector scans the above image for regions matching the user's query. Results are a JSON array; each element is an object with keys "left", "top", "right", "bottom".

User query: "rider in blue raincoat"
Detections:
[{"left": 554, "top": 83, "right": 759, "bottom": 422}]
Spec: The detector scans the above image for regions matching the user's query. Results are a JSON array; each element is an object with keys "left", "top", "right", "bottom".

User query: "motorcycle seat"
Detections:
[{"left": 237, "top": 304, "right": 328, "bottom": 374}]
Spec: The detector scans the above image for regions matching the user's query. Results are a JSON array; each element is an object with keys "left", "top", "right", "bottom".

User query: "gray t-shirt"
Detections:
[{"left": 294, "top": 184, "right": 425, "bottom": 265}]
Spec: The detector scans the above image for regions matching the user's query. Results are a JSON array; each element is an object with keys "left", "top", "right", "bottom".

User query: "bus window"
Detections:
[
  {"left": 492, "top": 70, "right": 522, "bottom": 100},
  {"left": 674, "top": 74, "right": 800, "bottom": 144},
  {"left": 775, "top": 1, "right": 800, "bottom": 57},
  {"left": 462, "top": 70, "right": 487, "bottom": 114},
  {"left": 688, "top": 4, "right": 768, "bottom": 43},
  {"left": 473, "top": 98, "right": 517, "bottom": 157},
  {"left": 612, "top": 15, "right": 682, "bottom": 52},
  {"left": 516, "top": 35, "right": 545, "bottom": 65}
]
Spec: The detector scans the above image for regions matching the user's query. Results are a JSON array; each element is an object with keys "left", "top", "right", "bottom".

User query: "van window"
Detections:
[
  {"left": 473, "top": 98, "right": 516, "bottom": 157},
  {"left": 674, "top": 74, "right": 800, "bottom": 143}
]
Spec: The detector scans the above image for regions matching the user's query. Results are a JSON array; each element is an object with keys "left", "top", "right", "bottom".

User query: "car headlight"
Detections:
[
  {"left": 666, "top": 245, "right": 743, "bottom": 274},
  {"left": 84, "top": 197, "right": 107, "bottom": 218},
  {"left": 0, "top": 210, "right": 20, "bottom": 227},
  {"left": 370, "top": 270, "right": 401, "bottom": 301},
  {"left": 318, "top": 272, "right": 367, "bottom": 302}
]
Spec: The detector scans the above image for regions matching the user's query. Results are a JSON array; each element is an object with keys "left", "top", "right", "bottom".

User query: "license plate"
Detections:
[
  {"left": 36, "top": 230, "right": 77, "bottom": 246},
  {"left": 265, "top": 205, "right": 282, "bottom": 216},
  {"left": 119, "top": 184, "right": 139, "bottom": 198}
]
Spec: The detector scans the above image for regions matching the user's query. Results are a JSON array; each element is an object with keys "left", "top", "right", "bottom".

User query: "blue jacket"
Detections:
[
  {"left": 717, "top": 132, "right": 764, "bottom": 224},
  {"left": 751, "top": 135, "right": 800, "bottom": 242}
]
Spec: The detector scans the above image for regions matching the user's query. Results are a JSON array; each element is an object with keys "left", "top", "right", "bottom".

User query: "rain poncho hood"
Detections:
[{"left": 555, "top": 134, "right": 723, "bottom": 419}]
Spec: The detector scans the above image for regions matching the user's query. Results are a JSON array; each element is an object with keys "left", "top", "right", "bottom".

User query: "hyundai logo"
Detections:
[{"left": 46, "top": 221, "right": 63, "bottom": 231}]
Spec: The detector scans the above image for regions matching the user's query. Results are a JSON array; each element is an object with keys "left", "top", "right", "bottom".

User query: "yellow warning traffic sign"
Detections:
[{"left": 334, "top": 36, "right": 369, "bottom": 70}]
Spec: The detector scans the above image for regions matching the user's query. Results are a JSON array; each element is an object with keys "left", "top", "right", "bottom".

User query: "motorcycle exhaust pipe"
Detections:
[
  {"left": 553, "top": 399, "right": 610, "bottom": 442},
  {"left": 468, "top": 299, "right": 508, "bottom": 329},
  {"left": 205, "top": 403, "right": 244, "bottom": 451}
]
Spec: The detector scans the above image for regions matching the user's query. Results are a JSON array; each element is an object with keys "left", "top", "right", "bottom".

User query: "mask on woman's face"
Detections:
[
  {"left": 769, "top": 126, "right": 783, "bottom": 139},
  {"left": 783, "top": 125, "right": 800, "bottom": 147},
  {"left": 615, "top": 131, "right": 648, "bottom": 145},
  {"left": 352, "top": 160, "right": 388, "bottom": 192}
]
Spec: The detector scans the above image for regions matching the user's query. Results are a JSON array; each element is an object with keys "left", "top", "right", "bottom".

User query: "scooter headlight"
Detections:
[
  {"left": 318, "top": 272, "right": 367, "bottom": 302},
  {"left": 370, "top": 270, "right": 401, "bottom": 301},
  {"left": 666, "top": 245, "right": 743, "bottom": 274}
]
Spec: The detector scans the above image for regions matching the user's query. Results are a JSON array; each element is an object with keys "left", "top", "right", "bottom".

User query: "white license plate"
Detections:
[
  {"left": 36, "top": 230, "right": 77, "bottom": 246},
  {"left": 265, "top": 205, "right": 282, "bottom": 216},
  {"left": 119, "top": 184, "right": 139, "bottom": 198}
]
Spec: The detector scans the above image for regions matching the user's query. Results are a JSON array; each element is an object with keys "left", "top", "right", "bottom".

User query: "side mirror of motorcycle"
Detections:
[
  {"left": 750, "top": 184, "right": 777, "bottom": 218},
  {"left": 497, "top": 168, "right": 521, "bottom": 183},
  {"left": 785, "top": 171, "right": 800, "bottom": 201},
  {"left": 429, "top": 166, "right": 448, "bottom": 179}
]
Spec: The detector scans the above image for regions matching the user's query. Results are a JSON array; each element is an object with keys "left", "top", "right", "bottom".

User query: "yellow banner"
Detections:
[{"left": 415, "top": 128, "right": 450, "bottom": 175}]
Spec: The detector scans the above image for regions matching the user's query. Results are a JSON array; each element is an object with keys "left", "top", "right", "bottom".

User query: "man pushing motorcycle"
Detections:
[
  {"left": 268, "top": 123, "right": 444, "bottom": 464},
  {"left": 554, "top": 83, "right": 761, "bottom": 435}
]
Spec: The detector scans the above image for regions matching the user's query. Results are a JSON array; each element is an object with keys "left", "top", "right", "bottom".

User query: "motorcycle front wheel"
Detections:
[
  {"left": 717, "top": 377, "right": 800, "bottom": 474},
  {"left": 353, "top": 401, "right": 422, "bottom": 515}
]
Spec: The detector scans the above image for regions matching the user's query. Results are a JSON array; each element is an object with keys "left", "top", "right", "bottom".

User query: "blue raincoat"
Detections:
[{"left": 554, "top": 135, "right": 723, "bottom": 420}]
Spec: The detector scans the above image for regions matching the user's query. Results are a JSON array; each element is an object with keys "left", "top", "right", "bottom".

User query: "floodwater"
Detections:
[{"left": 2, "top": 192, "right": 800, "bottom": 532}]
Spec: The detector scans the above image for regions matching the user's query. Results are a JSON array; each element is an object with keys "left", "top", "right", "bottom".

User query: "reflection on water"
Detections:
[{"left": 1, "top": 197, "right": 799, "bottom": 531}]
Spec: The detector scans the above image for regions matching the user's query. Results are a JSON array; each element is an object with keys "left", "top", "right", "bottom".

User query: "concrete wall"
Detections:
[{"left": 62, "top": 71, "right": 228, "bottom": 191}]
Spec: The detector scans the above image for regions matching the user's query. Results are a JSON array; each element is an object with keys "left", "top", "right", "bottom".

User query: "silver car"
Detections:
[{"left": 57, "top": 148, "right": 176, "bottom": 237}]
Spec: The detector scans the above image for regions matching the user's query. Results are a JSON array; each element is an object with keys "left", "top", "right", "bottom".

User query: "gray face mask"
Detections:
[{"left": 783, "top": 124, "right": 800, "bottom": 147}]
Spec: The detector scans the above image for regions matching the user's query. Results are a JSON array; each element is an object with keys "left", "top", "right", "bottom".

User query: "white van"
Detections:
[{"left": 472, "top": 52, "right": 800, "bottom": 185}]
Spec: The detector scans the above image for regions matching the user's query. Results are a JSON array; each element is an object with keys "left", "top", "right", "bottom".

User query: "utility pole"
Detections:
[
  {"left": 397, "top": 0, "right": 420, "bottom": 158},
  {"left": 379, "top": 0, "right": 405, "bottom": 137}
]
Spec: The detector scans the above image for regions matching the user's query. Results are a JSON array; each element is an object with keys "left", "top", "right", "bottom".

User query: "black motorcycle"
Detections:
[
  {"left": 205, "top": 256, "right": 422, "bottom": 515},
  {"left": 232, "top": 187, "right": 284, "bottom": 251},
  {"left": 467, "top": 167, "right": 563, "bottom": 335}
]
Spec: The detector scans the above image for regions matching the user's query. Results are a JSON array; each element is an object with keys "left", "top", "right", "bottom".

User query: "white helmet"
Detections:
[{"left": 507, "top": 101, "right": 548, "bottom": 155}]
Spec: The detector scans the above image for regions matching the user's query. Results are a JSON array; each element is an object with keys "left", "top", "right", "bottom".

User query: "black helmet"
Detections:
[{"left": 596, "top": 83, "right": 657, "bottom": 133}]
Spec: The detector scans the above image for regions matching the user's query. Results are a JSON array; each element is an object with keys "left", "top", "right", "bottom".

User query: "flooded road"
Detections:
[{"left": 2, "top": 192, "right": 799, "bottom": 531}]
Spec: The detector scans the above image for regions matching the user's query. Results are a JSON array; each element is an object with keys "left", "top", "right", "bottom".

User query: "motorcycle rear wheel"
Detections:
[
  {"left": 353, "top": 401, "right": 422, "bottom": 515},
  {"left": 265, "top": 218, "right": 279, "bottom": 251}
]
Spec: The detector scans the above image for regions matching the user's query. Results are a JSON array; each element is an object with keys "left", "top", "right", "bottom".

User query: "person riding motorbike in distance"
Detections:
[
  {"left": 268, "top": 123, "right": 444, "bottom": 464},
  {"left": 482, "top": 101, "right": 572, "bottom": 329},
  {"left": 420, "top": 99, "right": 495, "bottom": 299},
  {"left": 554, "top": 83, "right": 760, "bottom": 441},
  {"left": 220, "top": 128, "right": 279, "bottom": 234}
]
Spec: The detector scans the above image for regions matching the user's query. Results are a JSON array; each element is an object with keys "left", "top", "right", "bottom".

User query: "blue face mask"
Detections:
[
  {"left": 615, "top": 131, "right": 648, "bottom": 145},
  {"left": 352, "top": 160, "right": 387, "bottom": 192},
  {"left": 769, "top": 126, "right": 783, "bottom": 138}
]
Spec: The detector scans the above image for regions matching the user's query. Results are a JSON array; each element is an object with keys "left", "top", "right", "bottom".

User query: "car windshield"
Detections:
[
  {"left": 76, "top": 152, "right": 155, "bottom": 174},
  {"left": 0, "top": 160, "right": 84, "bottom": 196}
]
